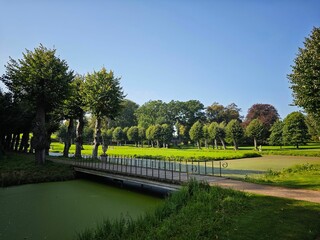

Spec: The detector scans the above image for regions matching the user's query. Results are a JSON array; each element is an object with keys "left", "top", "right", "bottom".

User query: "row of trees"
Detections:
[
  {"left": 1, "top": 26, "right": 320, "bottom": 162},
  {"left": 1, "top": 45, "right": 125, "bottom": 164}
]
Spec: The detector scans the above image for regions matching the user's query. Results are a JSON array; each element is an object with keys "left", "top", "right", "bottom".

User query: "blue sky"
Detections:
[{"left": 1, "top": 0, "right": 319, "bottom": 118}]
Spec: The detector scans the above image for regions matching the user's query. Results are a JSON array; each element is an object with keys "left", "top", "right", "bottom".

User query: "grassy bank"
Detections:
[
  {"left": 0, "top": 153, "right": 75, "bottom": 187},
  {"left": 78, "top": 180, "right": 320, "bottom": 240},
  {"left": 50, "top": 142, "right": 261, "bottom": 161},
  {"left": 245, "top": 163, "right": 320, "bottom": 190}
]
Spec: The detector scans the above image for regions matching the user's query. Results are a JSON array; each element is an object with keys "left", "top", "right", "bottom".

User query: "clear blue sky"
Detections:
[{"left": 1, "top": 0, "right": 319, "bottom": 118}]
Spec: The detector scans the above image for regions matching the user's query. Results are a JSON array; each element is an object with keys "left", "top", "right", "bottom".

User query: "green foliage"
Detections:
[
  {"left": 288, "top": 27, "right": 320, "bottom": 122},
  {"left": 226, "top": 119, "right": 244, "bottom": 149},
  {"left": 135, "top": 100, "right": 168, "bottom": 128},
  {"left": 189, "top": 121, "right": 203, "bottom": 148},
  {"left": 246, "top": 119, "right": 265, "bottom": 148},
  {"left": 282, "top": 112, "right": 309, "bottom": 148},
  {"left": 161, "top": 124, "right": 173, "bottom": 145},
  {"left": 127, "top": 126, "right": 139, "bottom": 143},
  {"left": 245, "top": 163, "right": 320, "bottom": 190},
  {"left": 109, "top": 99, "right": 139, "bottom": 128},
  {"left": 1, "top": 44, "right": 73, "bottom": 112},
  {"left": 112, "top": 127, "right": 123, "bottom": 143},
  {"left": 77, "top": 180, "right": 320, "bottom": 240},
  {"left": 0, "top": 153, "right": 74, "bottom": 187},
  {"left": 83, "top": 68, "right": 125, "bottom": 119},
  {"left": 268, "top": 120, "right": 284, "bottom": 146},
  {"left": 206, "top": 102, "right": 241, "bottom": 123}
]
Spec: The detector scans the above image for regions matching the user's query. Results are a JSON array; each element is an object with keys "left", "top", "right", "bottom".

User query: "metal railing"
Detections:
[{"left": 68, "top": 155, "right": 229, "bottom": 183}]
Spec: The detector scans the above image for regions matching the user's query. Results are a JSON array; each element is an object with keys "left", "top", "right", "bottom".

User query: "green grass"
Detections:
[
  {"left": 50, "top": 142, "right": 261, "bottom": 161},
  {"left": 245, "top": 163, "right": 320, "bottom": 190},
  {"left": 0, "top": 153, "right": 75, "bottom": 187},
  {"left": 77, "top": 180, "right": 320, "bottom": 240},
  {"left": 244, "top": 143, "right": 320, "bottom": 157}
]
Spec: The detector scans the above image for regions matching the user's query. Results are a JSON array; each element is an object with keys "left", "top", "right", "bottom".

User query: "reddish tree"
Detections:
[{"left": 244, "top": 104, "right": 279, "bottom": 130}]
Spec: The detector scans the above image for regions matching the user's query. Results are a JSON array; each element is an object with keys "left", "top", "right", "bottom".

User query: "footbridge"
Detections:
[{"left": 50, "top": 156, "right": 230, "bottom": 191}]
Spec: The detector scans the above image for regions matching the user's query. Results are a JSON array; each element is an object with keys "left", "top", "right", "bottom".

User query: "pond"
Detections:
[{"left": 0, "top": 179, "right": 163, "bottom": 240}]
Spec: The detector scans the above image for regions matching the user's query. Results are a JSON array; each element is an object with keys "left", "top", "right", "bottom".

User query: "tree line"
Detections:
[{"left": 1, "top": 27, "right": 320, "bottom": 163}]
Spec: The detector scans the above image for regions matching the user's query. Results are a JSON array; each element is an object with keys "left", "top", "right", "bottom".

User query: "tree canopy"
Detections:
[
  {"left": 1, "top": 44, "right": 73, "bottom": 164},
  {"left": 288, "top": 27, "right": 320, "bottom": 122}
]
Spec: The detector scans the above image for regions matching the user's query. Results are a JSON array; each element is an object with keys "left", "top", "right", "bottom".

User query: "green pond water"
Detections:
[{"left": 0, "top": 179, "right": 162, "bottom": 240}]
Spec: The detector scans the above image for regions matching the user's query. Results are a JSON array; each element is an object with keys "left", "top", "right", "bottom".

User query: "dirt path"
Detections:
[{"left": 203, "top": 176, "right": 320, "bottom": 204}]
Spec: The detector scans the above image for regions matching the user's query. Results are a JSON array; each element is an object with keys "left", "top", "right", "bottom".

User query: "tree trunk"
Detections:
[
  {"left": 75, "top": 112, "right": 84, "bottom": 158},
  {"left": 92, "top": 117, "right": 102, "bottom": 158},
  {"left": 219, "top": 137, "right": 226, "bottom": 150},
  {"left": 14, "top": 134, "right": 20, "bottom": 151},
  {"left": 45, "top": 134, "right": 51, "bottom": 156},
  {"left": 63, "top": 118, "right": 74, "bottom": 157},
  {"left": 19, "top": 131, "right": 29, "bottom": 152},
  {"left": 4, "top": 134, "right": 12, "bottom": 150},
  {"left": 197, "top": 140, "right": 201, "bottom": 149},
  {"left": 233, "top": 139, "right": 238, "bottom": 150},
  {"left": 253, "top": 137, "right": 257, "bottom": 150},
  {"left": 33, "top": 106, "right": 46, "bottom": 164},
  {"left": 9, "top": 133, "right": 16, "bottom": 151},
  {"left": 214, "top": 139, "right": 218, "bottom": 149},
  {"left": 205, "top": 139, "right": 208, "bottom": 148}
]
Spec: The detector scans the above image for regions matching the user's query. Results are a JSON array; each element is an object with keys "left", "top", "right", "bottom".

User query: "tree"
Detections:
[
  {"left": 146, "top": 125, "right": 155, "bottom": 147},
  {"left": 83, "top": 67, "right": 125, "bottom": 158},
  {"left": 152, "top": 124, "right": 163, "bottom": 148},
  {"left": 1, "top": 45, "right": 73, "bottom": 164},
  {"left": 135, "top": 100, "right": 169, "bottom": 128},
  {"left": 306, "top": 114, "right": 320, "bottom": 141},
  {"left": 226, "top": 119, "right": 244, "bottom": 150},
  {"left": 109, "top": 99, "right": 139, "bottom": 128},
  {"left": 127, "top": 126, "right": 139, "bottom": 146},
  {"left": 244, "top": 104, "right": 279, "bottom": 129},
  {"left": 161, "top": 124, "right": 173, "bottom": 147},
  {"left": 282, "top": 112, "right": 309, "bottom": 148},
  {"left": 246, "top": 119, "right": 264, "bottom": 150},
  {"left": 288, "top": 27, "right": 320, "bottom": 122},
  {"left": 208, "top": 122, "right": 226, "bottom": 149},
  {"left": 138, "top": 126, "right": 146, "bottom": 147},
  {"left": 122, "top": 127, "right": 129, "bottom": 145},
  {"left": 112, "top": 127, "right": 123, "bottom": 145},
  {"left": 268, "top": 120, "right": 284, "bottom": 148},
  {"left": 202, "top": 124, "right": 209, "bottom": 148},
  {"left": 206, "top": 102, "right": 241, "bottom": 123},
  {"left": 189, "top": 121, "right": 203, "bottom": 149}
]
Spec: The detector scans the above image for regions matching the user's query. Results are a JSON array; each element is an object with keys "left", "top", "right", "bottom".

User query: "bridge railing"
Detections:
[{"left": 71, "top": 155, "right": 229, "bottom": 183}]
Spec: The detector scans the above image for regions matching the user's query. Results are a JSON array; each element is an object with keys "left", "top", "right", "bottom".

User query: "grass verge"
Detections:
[
  {"left": 77, "top": 180, "right": 320, "bottom": 240},
  {"left": 245, "top": 163, "right": 320, "bottom": 190},
  {"left": 0, "top": 153, "right": 75, "bottom": 187},
  {"left": 50, "top": 142, "right": 261, "bottom": 161}
]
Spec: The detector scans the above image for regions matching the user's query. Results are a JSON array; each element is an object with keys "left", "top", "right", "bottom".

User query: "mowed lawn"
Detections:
[{"left": 50, "top": 142, "right": 260, "bottom": 160}]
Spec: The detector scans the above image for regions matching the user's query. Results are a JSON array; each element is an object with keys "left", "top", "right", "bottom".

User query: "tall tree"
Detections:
[
  {"left": 208, "top": 122, "right": 226, "bottom": 149},
  {"left": 83, "top": 68, "right": 125, "bottom": 158},
  {"left": 226, "top": 119, "right": 244, "bottom": 150},
  {"left": 127, "top": 126, "right": 139, "bottom": 146},
  {"left": 268, "top": 120, "right": 284, "bottom": 148},
  {"left": 282, "top": 112, "right": 309, "bottom": 148},
  {"left": 1, "top": 45, "right": 73, "bottom": 164},
  {"left": 246, "top": 119, "right": 264, "bottom": 150},
  {"left": 206, "top": 102, "right": 241, "bottom": 123},
  {"left": 135, "top": 100, "right": 169, "bottom": 128},
  {"left": 112, "top": 127, "right": 123, "bottom": 145},
  {"left": 288, "top": 27, "right": 320, "bottom": 122},
  {"left": 189, "top": 121, "right": 203, "bottom": 149},
  {"left": 109, "top": 99, "right": 139, "bottom": 128}
]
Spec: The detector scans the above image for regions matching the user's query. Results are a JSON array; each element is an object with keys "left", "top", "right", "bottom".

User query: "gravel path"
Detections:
[{"left": 206, "top": 177, "right": 320, "bottom": 203}]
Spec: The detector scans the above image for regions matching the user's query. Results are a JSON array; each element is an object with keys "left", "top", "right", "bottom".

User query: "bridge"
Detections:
[{"left": 50, "top": 156, "right": 230, "bottom": 192}]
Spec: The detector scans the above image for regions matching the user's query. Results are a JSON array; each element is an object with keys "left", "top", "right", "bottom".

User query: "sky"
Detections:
[{"left": 1, "top": 0, "right": 319, "bottom": 119}]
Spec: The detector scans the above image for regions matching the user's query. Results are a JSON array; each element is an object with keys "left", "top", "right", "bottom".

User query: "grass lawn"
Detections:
[
  {"left": 78, "top": 180, "right": 320, "bottom": 240},
  {"left": 50, "top": 142, "right": 261, "bottom": 161},
  {"left": 0, "top": 153, "right": 75, "bottom": 187},
  {"left": 245, "top": 163, "right": 320, "bottom": 191}
]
